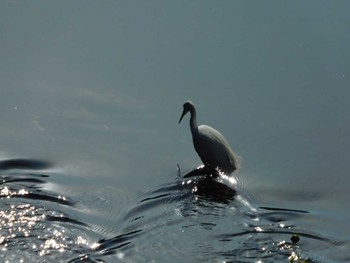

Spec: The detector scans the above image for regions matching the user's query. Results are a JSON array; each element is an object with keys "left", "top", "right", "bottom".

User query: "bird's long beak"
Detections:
[{"left": 179, "top": 109, "right": 186, "bottom": 124}]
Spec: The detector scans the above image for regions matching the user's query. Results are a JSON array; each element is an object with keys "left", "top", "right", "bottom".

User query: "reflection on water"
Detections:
[
  {"left": 0, "top": 158, "right": 348, "bottom": 262},
  {"left": 0, "top": 159, "right": 92, "bottom": 262}
]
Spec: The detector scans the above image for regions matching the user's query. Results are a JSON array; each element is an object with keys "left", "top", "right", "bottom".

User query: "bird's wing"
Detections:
[
  {"left": 196, "top": 125, "right": 238, "bottom": 171},
  {"left": 198, "top": 125, "right": 230, "bottom": 147}
]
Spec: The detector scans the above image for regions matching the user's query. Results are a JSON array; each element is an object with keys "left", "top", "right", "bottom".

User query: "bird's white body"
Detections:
[
  {"left": 193, "top": 125, "right": 237, "bottom": 174},
  {"left": 179, "top": 101, "right": 238, "bottom": 174}
]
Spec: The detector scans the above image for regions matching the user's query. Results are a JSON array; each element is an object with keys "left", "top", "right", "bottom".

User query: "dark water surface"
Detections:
[
  {"left": 0, "top": 160, "right": 348, "bottom": 262},
  {"left": 1, "top": 1, "right": 350, "bottom": 262}
]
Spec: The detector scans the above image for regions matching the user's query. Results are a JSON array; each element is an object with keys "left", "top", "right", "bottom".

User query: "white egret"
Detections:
[{"left": 179, "top": 101, "right": 238, "bottom": 175}]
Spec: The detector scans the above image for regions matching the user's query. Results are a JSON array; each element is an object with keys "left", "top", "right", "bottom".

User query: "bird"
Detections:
[{"left": 179, "top": 101, "right": 238, "bottom": 175}]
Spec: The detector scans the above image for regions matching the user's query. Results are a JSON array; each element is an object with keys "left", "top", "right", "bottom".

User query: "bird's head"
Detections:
[{"left": 179, "top": 101, "right": 194, "bottom": 123}]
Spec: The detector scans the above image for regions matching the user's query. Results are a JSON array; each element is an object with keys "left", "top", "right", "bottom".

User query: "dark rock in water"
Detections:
[
  {"left": 194, "top": 176, "right": 237, "bottom": 202},
  {"left": 291, "top": 234, "right": 300, "bottom": 244}
]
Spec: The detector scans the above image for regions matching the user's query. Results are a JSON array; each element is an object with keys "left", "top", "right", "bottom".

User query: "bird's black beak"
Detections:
[{"left": 179, "top": 109, "right": 186, "bottom": 124}]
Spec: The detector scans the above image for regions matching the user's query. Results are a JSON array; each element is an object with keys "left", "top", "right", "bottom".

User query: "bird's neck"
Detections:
[{"left": 190, "top": 108, "right": 198, "bottom": 133}]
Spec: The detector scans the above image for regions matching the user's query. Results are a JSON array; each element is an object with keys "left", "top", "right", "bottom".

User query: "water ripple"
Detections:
[
  {"left": 0, "top": 158, "right": 94, "bottom": 263},
  {"left": 0, "top": 159, "right": 348, "bottom": 262},
  {"left": 80, "top": 167, "right": 348, "bottom": 263}
]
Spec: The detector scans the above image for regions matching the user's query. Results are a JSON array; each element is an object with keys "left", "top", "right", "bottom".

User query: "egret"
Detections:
[{"left": 179, "top": 101, "right": 238, "bottom": 175}]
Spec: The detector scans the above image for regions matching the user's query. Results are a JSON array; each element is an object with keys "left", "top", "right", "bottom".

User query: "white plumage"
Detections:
[{"left": 179, "top": 101, "right": 238, "bottom": 174}]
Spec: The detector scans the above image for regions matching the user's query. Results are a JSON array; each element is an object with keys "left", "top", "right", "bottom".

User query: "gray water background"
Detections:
[{"left": 1, "top": 1, "right": 349, "bottom": 262}]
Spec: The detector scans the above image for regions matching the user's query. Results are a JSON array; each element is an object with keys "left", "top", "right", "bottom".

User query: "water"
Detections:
[
  {"left": 1, "top": 163, "right": 348, "bottom": 262},
  {"left": 1, "top": 1, "right": 350, "bottom": 262}
]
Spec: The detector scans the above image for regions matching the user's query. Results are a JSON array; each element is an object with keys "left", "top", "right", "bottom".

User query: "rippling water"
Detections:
[
  {"left": 1, "top": 1, "right": 350, "bottom": 262},
  {"left": 1, "top": 159, "right": 348, "bottom": 263}
]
